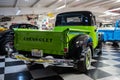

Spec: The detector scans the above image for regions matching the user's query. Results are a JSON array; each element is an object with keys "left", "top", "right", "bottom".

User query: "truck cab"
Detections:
[{"left": 54, "top": 11, "right": 98, "bottom": 49}]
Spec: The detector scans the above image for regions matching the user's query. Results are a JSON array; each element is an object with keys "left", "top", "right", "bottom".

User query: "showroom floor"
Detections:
[{"left": 0, "top": 43, "right": 120, "bottom": 80}]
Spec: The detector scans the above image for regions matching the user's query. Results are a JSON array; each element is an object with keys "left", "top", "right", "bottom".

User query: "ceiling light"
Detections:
[
  {"left": 25, "top": 0, "right": 29, "bottom": 2},
  {"left": 116, "top": 0, "right": 120, "bottom": 2},
  {"left": 104, "top": 11, "right": 111, "bottom": 15},
  {"left": 108, "top": 7, "right": 120, "bottom": 11},
  {"left": 104, "top": 11, "right": 120, "bottom": 16},
  {"left": 55, "top": 5, "right": 66, "bottom": 10},
  {"left": 76, "top": 0, "right": 80, "bottom": 1},
  {"left": 58, "top": 0, "right": 62, "bottom": 2},
  {"left": 16, "top": 9, "right": 21, "bottom": 15},
  {"left": 56, "top": 0, "right": 66, "bottom": 10},
  {"left": 98, "top": 15, "right": 107, "bottom": 17}
]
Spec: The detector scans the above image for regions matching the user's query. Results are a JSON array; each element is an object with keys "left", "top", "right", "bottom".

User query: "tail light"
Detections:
[{"left": 64, "top": 47, "right": 68, "bottom": 53}]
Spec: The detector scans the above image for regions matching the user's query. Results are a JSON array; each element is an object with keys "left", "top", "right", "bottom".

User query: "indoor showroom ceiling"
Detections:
[{"left": 0, "top": 0, "right": 120, "bottom": 22}]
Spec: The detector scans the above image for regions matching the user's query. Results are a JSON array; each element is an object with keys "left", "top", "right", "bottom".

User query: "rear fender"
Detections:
[{"left": 68, "top": 34, "right": 92, "bottom": 59}]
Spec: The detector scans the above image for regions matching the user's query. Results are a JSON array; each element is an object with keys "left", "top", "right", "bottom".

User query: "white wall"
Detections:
[
  {"left": 0, "top": 15, "right": 55, "bottom": 30},
  {"left": 0, "top": 15, "right": 29, "bottom": 28}
]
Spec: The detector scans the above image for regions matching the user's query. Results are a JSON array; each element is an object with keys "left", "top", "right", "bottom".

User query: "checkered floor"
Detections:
[{"left": 1, "top": 43, "right": 120, "bottom": 80}]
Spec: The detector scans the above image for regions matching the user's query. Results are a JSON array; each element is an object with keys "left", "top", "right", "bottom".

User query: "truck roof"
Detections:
[{"left": 57, "top": 11, "right": 93, "bottom": 16}]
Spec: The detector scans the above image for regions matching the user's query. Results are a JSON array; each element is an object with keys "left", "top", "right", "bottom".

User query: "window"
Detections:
[
  {"left": 20, "top": 24, "right": 27, "bottom": 28},
  {"left": 55, "top": 12, "right": 92, "bottom": 26},
  {"left": 27, "top": 24, "right": 38, "bottom": 29},
  {"left": 67, "top": 17, "right": 81, "bottom": 23},
  {"left": 9, "top": 24, "right": 39, "bottom": 29}
]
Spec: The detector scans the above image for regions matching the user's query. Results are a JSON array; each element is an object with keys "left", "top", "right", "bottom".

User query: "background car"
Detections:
[
  {"left": 0, "top": 29, "right": 13, "bottom": 55},
  {"left": 0, "top": 26, "right": 8, "bottom": 31},
  {"left": 0, "top": 23, "right": 39, "bottom": 55},
  {"left": 9, "top": 23, "right": 39, "bottom": 29}
]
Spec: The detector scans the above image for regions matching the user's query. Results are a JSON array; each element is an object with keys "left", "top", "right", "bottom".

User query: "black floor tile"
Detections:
[
  {"left": 27, "top": 64, "right": 44, "bottom": 70},
  {"left": 110, "top": 50, "right": 119, "bottom": 52},
  {"left": 36, "top": 75, "right": 64, "bottom": 80},
  {"left": 86, "top": 69, "right": 112, "bottom": 79},
  {"left": 111, "top": 54, "right": 120, "bottom": 57},
  {"left": 0, "top": 67, "right": 4, "bottom": 74},
  {"left": 5, "top": 61, "right": 25, "bottom": 67},
  {"left": 93, "top": 57, "right": 108, "bottom": 61},
  {"left": 114, "top": 64, "right": 120, "bottom": 68},
  {"left": 102, "top": 53, "right": 108, "bottom": 55},
  {"left": 91, "top": 62, "right": 109, "bottom": 68},
  {"left": 30, "top": 68, "right": 58, "bottom": 79},
  {"left": 102, "top": 50, "right": 107, "bottom": 52},
  {"left": 0, "top": 59, "right": 5, "bottom": 62},
  {"left": 113, "top": 58, "right": 120, "bottom": 62},
  {"left": 48, "top": 66, "right": 76, "bottom": 74},
  {"left": 110, "top": 47, "right": 120, "bottom": 50},
  {"left": 5, "top": 71, "right": 33, "bottom": 80}
]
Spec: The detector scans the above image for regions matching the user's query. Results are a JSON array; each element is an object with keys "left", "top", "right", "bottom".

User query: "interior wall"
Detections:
[
  {"left": 0, "top": 16, "right": 30, "bottom": 28},
  {"left": 0, "top": 15, "right": 55, "bottom": 30}
]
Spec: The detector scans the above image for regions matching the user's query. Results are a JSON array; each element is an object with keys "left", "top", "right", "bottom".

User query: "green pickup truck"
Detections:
[{"left": 10, "top": 11, "right": 102, "bottom": 72}]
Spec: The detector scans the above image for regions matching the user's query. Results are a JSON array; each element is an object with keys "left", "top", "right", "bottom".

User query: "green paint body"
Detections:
[{"left": 14, "top": 25, "right": 98, "bottom": 55}]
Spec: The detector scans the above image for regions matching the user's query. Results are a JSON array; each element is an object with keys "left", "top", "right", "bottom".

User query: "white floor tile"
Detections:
[
  {"left": 92, "top": 59, "right": 97, "bottom": 62},
  {"left": 98, "top": 66, "right": 120, "bottom": 75},
  {"left": 0, "top": 74, "right": 4, "bottom": 80},
  {"left": 60, "top": 74, "right": 93, "bottom": 80},
  {"left": 99, "top": 60, "right": 120, "bottom": 65},
  {"left": 5, "top": 57, "right": 20, "bottom": 62},
  {"left": 0, "top": 56, "right": 5, "bottom": 59},
  {"left": 0, "top": 62, "right": 5, "bottom": 68},
  {"left": 97, "top": 76, "right": 120, "bottom": 80},
  {"left": 5, "top": 65, "right": 28, "bottom": 74}
]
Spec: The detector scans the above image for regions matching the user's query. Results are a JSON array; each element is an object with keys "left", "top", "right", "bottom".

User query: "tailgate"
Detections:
[{"left": 14, "top": 29, "right": 67, "bottom": 55}]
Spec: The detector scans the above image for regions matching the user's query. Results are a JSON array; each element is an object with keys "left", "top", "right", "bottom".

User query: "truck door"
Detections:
[{"left": 114, "top": 20, "right": 120, "bottom": 40}]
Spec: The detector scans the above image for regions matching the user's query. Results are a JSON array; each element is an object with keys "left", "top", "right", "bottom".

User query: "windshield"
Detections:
[
  {"left": 55, "top": 12, "right": 92, "bottom": 26},
  {"left": 103, "top": 24, "right": 114, "bottom": 27}
]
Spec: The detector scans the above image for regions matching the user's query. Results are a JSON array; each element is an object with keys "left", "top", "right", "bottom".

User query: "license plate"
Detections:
[{"left": 31, "top": 49, "right": 43, "bottom": 57}]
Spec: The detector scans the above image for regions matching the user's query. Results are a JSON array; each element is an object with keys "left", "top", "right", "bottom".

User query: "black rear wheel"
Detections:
[{"left": 74, "top": 47, "right": 92, "bottom": 73}]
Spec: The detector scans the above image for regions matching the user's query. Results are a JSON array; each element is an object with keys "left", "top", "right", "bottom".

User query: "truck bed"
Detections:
[
  {"left": 14, "top": 29, "right": 67, "bottom": 55},
  {"left": 98, "top": 29, "right": 120, "bottom": 41}
]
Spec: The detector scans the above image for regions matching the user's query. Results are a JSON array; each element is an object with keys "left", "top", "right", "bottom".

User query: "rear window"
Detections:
[
  {"left": 20, "top": 24, "right": 27, "bottom": 28},
  {"left": 67, "top": 17, "right": 81, "bottom": 22},
  {"left": 55, "top": 12, "right": 92, "bottom": 26}
]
